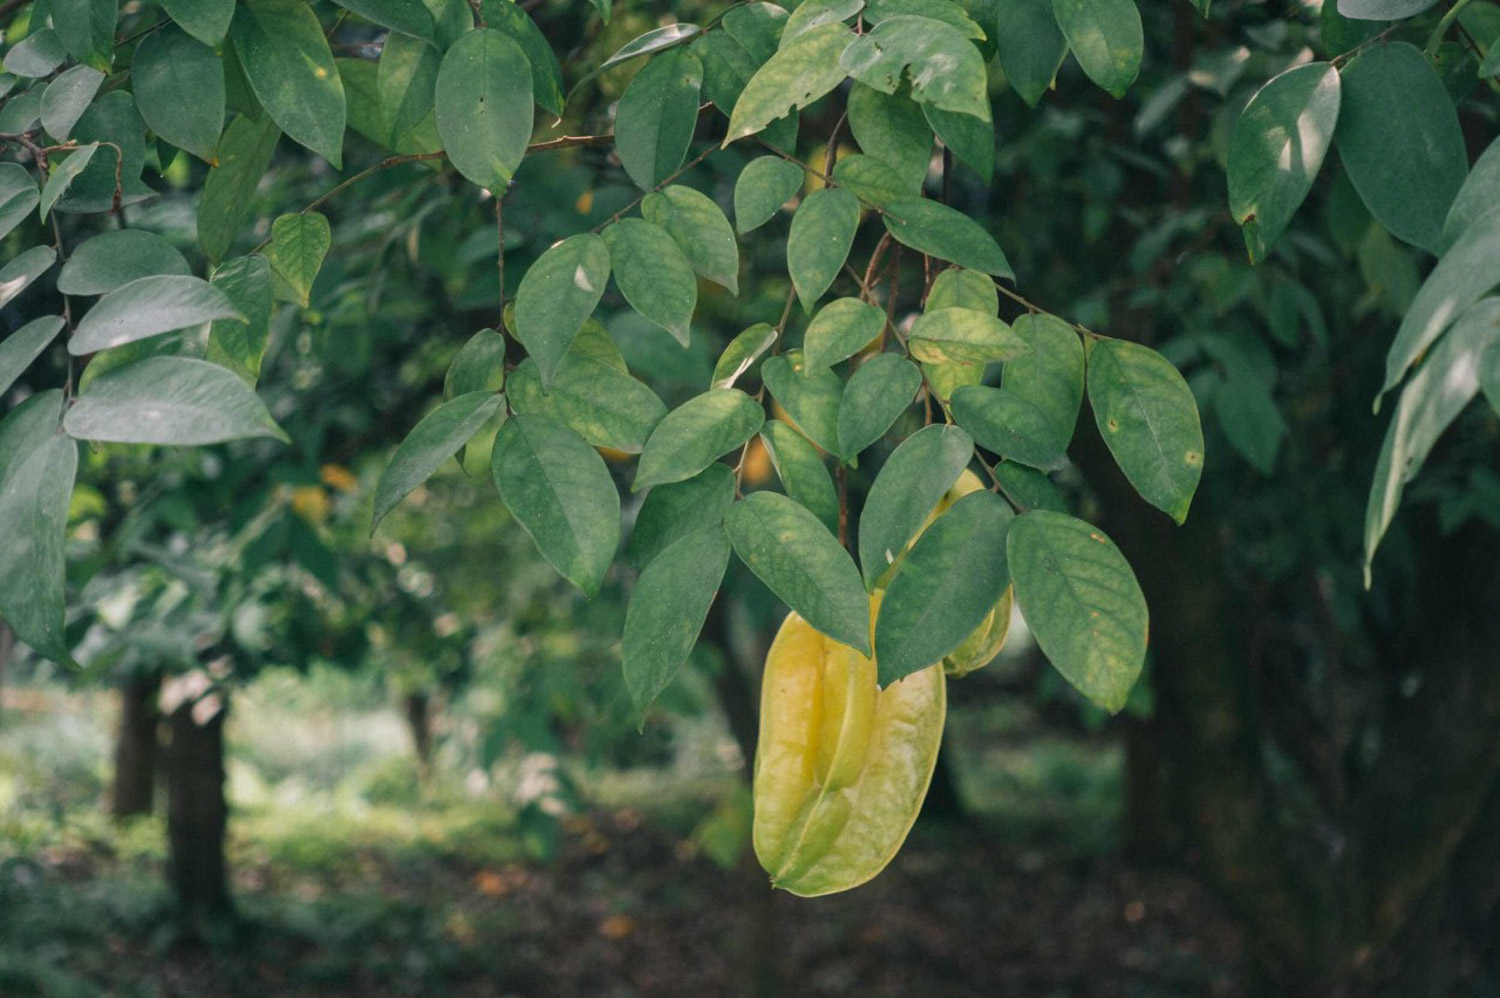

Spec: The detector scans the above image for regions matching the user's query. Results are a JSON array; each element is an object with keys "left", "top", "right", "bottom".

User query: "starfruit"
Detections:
[{"left": 753, "top": 602, "right": 946, "bottom": 897}]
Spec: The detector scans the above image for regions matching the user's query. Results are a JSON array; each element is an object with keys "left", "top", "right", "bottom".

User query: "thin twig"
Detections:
[{"left": 592, "top": 143, "right": 719, "bottom": 234}]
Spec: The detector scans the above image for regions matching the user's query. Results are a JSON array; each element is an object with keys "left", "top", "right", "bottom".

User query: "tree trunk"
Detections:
[
  {"left": 703, "top": 595, "right": 763, "bottom": 778},
  {"left": 110, "top": 670, "right": 161, "bottom": 819},
  {"left": 404, "top": 689, "right": 432, "bottom": 769},
  {"left": 164, "top": 680, "right": 232, "bottom": 931},
  {"left": 1121, "top": 713, "right": 1172, "bottom": 861},
  {"left": 918, "top": 747, "right": 967, "bottom": 824}
]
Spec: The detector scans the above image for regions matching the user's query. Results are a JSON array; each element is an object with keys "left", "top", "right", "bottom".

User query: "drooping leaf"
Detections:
[
  {"left": 616, "top": 48, "right": 703, "bottom": 190},
  {"left": 1003, "top": 313, "right": 1085, "bottom": 445},
  {"left": 724, "top": 490, "right": 870, "bottom": 653},
  {"left": 996, "top": 459, "right": 1068, "bottom": 512},
  {"left": 0, "top": 246, "right": 56, "bottom": 310},
  {"left": 70, "top": 275, "right": 242, "bottom": 355},
  {"left": 787, "top": 186, "right": 860, "bottom": 310},
  {"left": 508, "top": 326, "right": 667, "bottom": 453},
  {"left": 491, "top": 415, "right": 621, "bottom": 597},
  {"left": 928, "top": 267, "right": 999, "bottom": 314},
  {"left": 1443, "top": 135, "right": 1500, "bottom": 249},
  {"left": 63, "top": 356, "right": 289, "bottom": 444},
  {"left": 840, "top": 15, "right": 991, "bottom": 120},
  {"left": 1051, "top": 0, "right": 1143, "bottom": 98},
  {"left": 1338, "top": 0, "right": 1440, "bottom": 19},
  {"left": 377, "top": 32, "right": 441, "bottom": 151},
  {"left": 5, "top": 30, "right": 67, "bottom": 78},
  {"left": 802, "top": 297, "right": 886, "bottom": 372},
  {"left": 198, "top": 113, "right": 281, "bottom": 263},
  {"left": 875, "top": 490, "right": 1013, "bottom": 684},
  {"left": 846, "top": 83, "right": 931, "bottom": 194},
  {"left": 264, "top": 212, "right": 331, "bottom": 306},
  {"left": 333, "top": 0, "right": 435, "bottom": 38},
  {"left": 923, "top": 102, "right": 994, "bottom": 184},
  {"left": 445, "top": 328, "right": 508, "bottom": 399},
  {"left": 761, "top": 418, "right": 840, "bottom": 533},
  {"left": 231, "top": 0, "right": 346, "bottom": 166},
  {"left": 161, "top": 0, "right": 236, "bottom": 45},
  {"left": 54, "top": 0, "right": 117, "bottom": 72},
  {"left": 372, "top": 392, "right": 503, "bottom": 530},
  {"left": 782, "top": 0, "right": 864, "bottom": 40},
  {"left": 0, "top": 391, "right": 76, "bottom": 662},
  {"left": 39, "top": 144, "right": 98, "bottom": 219},
  {"left": 0, "top": 316, "right": 64, "bottom": 398},
  {"left": 1007, "top": 510, "right": 1147, "bottom": 713},
  {"left": 642, "top": 184, "right": 740, "bottom": 294},
  {"left": 0, "top": 164, "right": 39, "bottom": 242},
  {"left": 435, "top": 28, "right": 533, "bottom": 190},
  {"left": 866, "top": 0, "right": 985, "bottom": 37},
  {"left": 1086, "top": 337, "right": 1204, "bottom": 524},
  {"left": 733, "top": 155, "right": 803, "bottom": 233},
  {"left": 482, "top": 0, "right": 565, "bottom": 117},
  {"left": 1335, "top": 42, "right": 1465, "bottom": 253},
  {"left": 514, "top": 232, "right": 611, "bottom": 388},
  {"left": 830, "top": 154, "right": 909, "bottom": 207},
  {"left": 57, "top": 230, "right": 191, "bottom": 296},
  {"left": 994, "top": 0, "right": 1068, "bottom": 107},
  {"left": 1215, "top": 375, "right": 1286, "bottom": 474},
  {"left": 635, "top": 388, "right": 764, "bottom": 490},
  {"left": 56, "top": 92, "right": 153, "bottom": 213},
  {"left": 134, "top": 25, "right": 225, "bottom": 164},
  {"left": 858, "top": 423, "right": 973, "bottom": 589},
  {"left": 622, "top": 527, "right": 731, "bottom": 713},
  {"left": 882, "top": 197, "right": 1013, "bottom": 277},
  {"left": 603, "top": 218, "right": 698, "bottom": 346},
  {"left": 40, "top": 65, "right": 104, "bottom": 142},
  {"left": 597, "top": 23, "right": 700, "bottom": 75},
  {"left": 723, "top": 22, "right": 853, "bottom": 143},
  {"left": 908, "top": 308, "right": 1027, "bottom": 364},
  {"left": 711, "top": 322, "right": 778, "bottom": 389},
  {"left": 1227, "top": 62, "right": 1340, "bottom": 263},
  {"left": 205, "top": 254, "right": 274, "bottom": 384},
  {"left": 626, "top": 463, "right": 737, "bottom": 568},
  {"left": 760, "top": 351, "right": 843, "bottom": 453},
  {"left": 951, "top": 384, "right": 1070, "bottom": 471},
  {"left": 837, "top": 354, "right": 921, "bottom": 460}
]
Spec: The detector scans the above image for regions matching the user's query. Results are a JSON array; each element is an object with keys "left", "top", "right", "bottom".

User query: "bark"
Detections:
[
  {"left": 110, "top": 670, "right": 161, "bottom": 819},
  {"left": 1121, "top": 714, "right": 1172, "bottom": 861},
  {"left": 918, "top": 747, "right": 967, "bottom": 824},
  {"left": 703, "top": 596, "right": 762, "bottom": 779},
  {"left": 164, "top": 681, "right": 232, "bottom": 930},
  {"left": 404, "top": 690, "right": 433, "bottom": 769}
]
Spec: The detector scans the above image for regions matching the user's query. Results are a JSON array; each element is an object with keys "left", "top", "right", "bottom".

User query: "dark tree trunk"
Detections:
[
  {"left": 703, "top": 596, "right": 763, "bottom": 779},
  {"left": 918, "top": 747, "right": 967, "bottom": 824},
  {"left": 404, "top": 690, "right": 433, "bottom": 769},
  {"left": 110, "top": 670, "right": 161, "bottom": 819},
  {"left": 165, "top": 686, "right": 232, "bottom": 931},
  {"left": 1121, "top": 713, "right": 1172, "bottom": 861}
]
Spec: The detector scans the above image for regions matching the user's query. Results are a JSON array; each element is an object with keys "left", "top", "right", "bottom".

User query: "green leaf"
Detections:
[
  {"left": 70, "top": 275, "right": 243, "bottom": 355},
  {"left": 866, "top": 0, "right": 985, "bottom": 37},
  {"left": 626, "top": 463, "right": 736, "bottom": 568},
  {"left": 372, "top": 391, "right": 503, "bottom": 530},
  {"left": 1003, "top": 313, "right": 1085, "bottom": 445},
  {"left": 0, "top": 164, "right": 39, "bottom": 241},
  {"left": 882, "top": 197, "right": 1012, "bottom": 277},
  {"left": 54, "top": 0, "right": 117, "bottom": 72},
  {"left": 723, "top": 22, "right": 853, "bottom": 144},
  {"left": 1338, "top": 0, "right": 1439, "bottom": 19},
  {"left": 57, "top": 92, "right": 153, "bottom": 213},
  {"left": 642, "top": 185, "right": 740, "bottom": 295},
  {"left": 875, "top": 490, "right": 1013, "bottom": 685},
  {"left": 695, "top": 13, "right": 798, "bottom": 152},
  {"left": 841, "top": 16, "right": 991, "bottom": 120},
  {"left": 599, "top": 24, "right": 700, "bottom": 74},
  {"left": 63, "top": 356, "right": 289, "bottom": 444},
  {"left": 445, "top": 328, "right": 507, "bottom": 399},
  {"left": 782, "top": 0, "right": 863, "bottom": 40},
  {"left": 1382, "top": 207, "right": 1500, "bottom": 400},
  {"left": 205, "top": 254, "right": 274, "bottom": 384},
  {"left": 134, "top": 25, "right": 225, "bottom": 164},
  {"left": 161, "top": 0, "right": 236, "bottom": 45},
  {"left": 1007, "top": 510, "right": 1147, "bottom": 713},
  {"left": 514, "top": 232, "right": 611, "bottom": 388},
  {"left": 802, "top": 297, "right": 886, "bottom": 372},
  {"left": 837, "top": 354, "right": 921, "bottom": 460},
  {"left": 846, "top": 83, "right": 931, "bottom": 194},
  {"left": 733, "top": 155, "right": 803, "bottom": 233},
  {"left": 622, "top": 527, "right": 731, "bottom": 713},
  {"left": 830, "top": 154, "right": 908, "bottom": 207},
  {"left": 1086, "top": 337, "right": 1204, "bottom": 524},
  {"left": 0, "top": 391, "right": 75, "bottom": 662},
  {"left": 760, "top": 351, "right": 843, "bottom": 453},
  {"left": 1051, "top": 0, "right": 1142, "bottom": 98},
  {"left": 724, "top": 490, "right": 870, "bottom": 654},
  {"left": 711, "top": 322, "right": 777, "bottom": 389},
  {"left": 5, "top": 30, "right": 66, "bottom": 78},
  {"left": 40, "top": 65, "right": 104, "bottom": 142},
  {"left": 0, "top": 87, "right": 43, "bottom": 134},
  {"left": 0, "top": 246, "right": 55, "bottom": 310},
  {"left": 603, "top": 218, "right": 698, "bottom": 346},
  {"left": 761, "top": 418, "right": 840, "bottom": 533},
  {"left": 266, "top": 212, "right": 331, "bottom": 306},
  {"left": 908, "top": 307, "right": 1027, "bottom": 364},
  {"left": 993, "top": 0, "right": 1068, "bottom": 107},
  {"left": 1215, "top": 375, "right": 1286, "bottom": 474},
  {"left": 491, "top": 415, "right": 621, "bottom": 597},
  {"left": 995, "top": 460, "right": 1067, "bottom": 512},
  {"left": 198, "top": 113, "right": 281, "bottom": 263},
  {"left": 858, "top": 423, "right": 973, "bottom": 589},
  {"left": 231, "top": 0, "right": 346, "bottom": 167},
  {"left": 508, "top": 326, "right": 667, "bottom": 453},
  {"left": 39, "top": 144, "right": 98, "bottom": 219},
  {"left": 1227, "top": 62, "right": 1340, "bottom": 263},
  {"left": 435, "top": 28, "right": 533, "bottom": 190},
  {"left": 1443, "top": 137, "right": 1500, "bottom": 249},
  {"left": 1364, "top": 297, "right": 1500, "bottom": 580},
  {"left": 1335, "top": 42, "right": 1465, "bottom": 253},
  {"left": 616, "top": 48, "right": 703, "bottom": 190},
  {"left": 0, "top": 316, "right": 64, "bottom": 398},
  {"left": 57, "top": 230, "right": 191, "bottom": 296},
  {"left": 923, "top": 103, "right": 994, "bottom": 184},
  {"left": 589, "top": 0, "right": 612, "bottom": 21},
  {"left": 635, "top": 388, "right": 764, "bottom": 491},
  {"left": 482, "top": 0, "right": 565, "bottom": 117},
  {"left": 333, "top": 0, "right": 435, "bottom": 38},
  {"left": 787, "top": 186, "right": 859, "bottom": 310},
  {"left": 377, "top": 32, "right": 441, "bottom": 151},
  {"left": 951, "top": 384, "right": 1069, "bottom": 470},
  {"left": 928, "top": 267, "right": 999, "bottom": 314}
]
